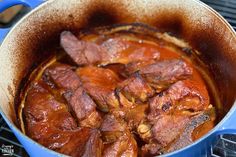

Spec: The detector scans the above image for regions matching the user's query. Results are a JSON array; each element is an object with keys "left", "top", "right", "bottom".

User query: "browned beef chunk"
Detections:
[
  {"left": 100, "top": 114, "right": 127, "bottom": 143},
  {"left": 99, "top": 37, "right": 128, "bottom": 64},
  {"left": 76, "top": 66, "right": 121, "bottom": 112},
  {"left": 67, "top": 86, "right": 102, "bottom": 128},
  {"left": 61, "top": 31, "right": 160, "bottom": 66},
  {"left": 82, "top": 130, "right": 103, "bottom": 157},
  {"left": 141, "top": 143, "right": 162, "bottom": 157},
  {"left": 44, "top": 64, "right": 102, "bottom": 128},
  {"left": 60, "top": 31, "right": 106, "bottom": 65},
  {"left": 53, "top": 128, "right": 91, "bottom": 157},
  {"left": 24, "top": 83, "right": 77, "bottom": 135},
  {"left": 166, "top": 113, "right": 210, "bottom": 153},
  {"left": 139, "top": 77, "right": 210, "bottom": 156},
  {"left": 151, "top": 114, "right": 190, "bottom": 147},
  {"left": 138, "top": 113, "right": 190, "bottom": 147},
  {"left": 141, "top": 112, "right": 210, "bottom": 155},
  {"left": 100, "top": 114, "right": 127, "bottom": 132},
  {"left": 148, "top": 80, "right": 210, "bottom": 121},
  {"left": 125, "top": 104, "right": 148, "bottom": 130},
  {"left": 67, "top": 87, "right": 95, "bottom": 120},
  {"left": 24, "top": 83, "right": 93, "bottom": 156},
  {"left": 125, "top": 59, "right": 156, "bottom": 75},
  {"left": 117, "top": 73, "right": 154, "bottom": 102},
  {"left": 79, "top": 112, "right": 103, "bottom": 129},
  {"left": 102, "top": 131, "right": 138, "bottom": 157},
  {"left": 139, "top": 59, "right": 192, "bottom": 92},
  {"left": 44, "top": 63, "right": 81, "bottom": 91},
  {"left": 100, "top": 38, "right": 160, "bottom": 65}
]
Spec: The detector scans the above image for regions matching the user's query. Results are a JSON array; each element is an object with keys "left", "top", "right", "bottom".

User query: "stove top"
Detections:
[{"left": 0, "top": 0, "right": 236, "bottom": 156}]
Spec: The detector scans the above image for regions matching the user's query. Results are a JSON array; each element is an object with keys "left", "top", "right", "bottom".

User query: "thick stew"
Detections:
[{"left": 19, "top": 24, "right": 217, "bottom": 157}]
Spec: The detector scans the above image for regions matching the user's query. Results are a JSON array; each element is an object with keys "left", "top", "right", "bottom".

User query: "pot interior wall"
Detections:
[{"left": 0, "top": 0, "right": 235, "bottom": 127}]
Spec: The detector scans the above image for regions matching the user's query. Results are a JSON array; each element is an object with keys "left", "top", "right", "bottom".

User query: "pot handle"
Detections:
[{"left": 0, "top": 0, "right": 44, "bottom": 42}]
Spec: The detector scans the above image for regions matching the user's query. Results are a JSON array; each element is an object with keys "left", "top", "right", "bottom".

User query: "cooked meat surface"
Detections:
[
  {"left": 139, "top": 59, "right": 192, "bottom": 92},
  {"left": 76, "top": 66, "right": 121, "bottom": 112},
  {"left": 24, "top": 83, "right": 77, "bottom": 134},
  {"left": 61, "top": 31, "right": 160, "bottom": 66},
  {"left": 100, "top": 38, "right": 160, "bottom": 64},
  {"left": 67, "top": 86, "right": 102, "bottom": 128},
  {"left": 82, "top": 130, "right": 103, "bottom": 157},
  {"left": 22, "top": 29, "right": 215, "bottom": 157},
  {"left": 152, "top": 114, "right": 190, "bottom": 146},
  {"left": 44, "top": 64, "right": 102, "bottom": 128},
  {"left": 44, "top": 63, "right": 81, "bottom": 91},
  {"left": 117, "top": 72, "right": 154, "bottom": 102},
  {"left": 54, "top": 128, "right": 92, "bottom": 157},
  {"left": 125, "top": 59, "right": 157, "bottom": 75},
  {"left": 148, "top": 80, "right": 210, "bottom": 121},
  {"left": 100, "top": 114, "right": 127, "bottom": 132},
  {"left": 60, "top": 31, "right": 106, "bottom": 65},
  {"left": 125, "top": 104, "right": 148, "bottom": 130},
  {"left": 102, "top": 131, "right": 138, "bottom": 157},
  {"left": 166, "top": 113, "right": 210, "bottom": 153},
  {"left": 68, "top": 87, "right": 95, "bottom": 120},
  {"left": 100, "top": 114, "right": 127, "bottom": 143},
  {"left": 24, "top": 83, "right": 93, "bottom": 156},
  {"left": 140, "top": 112, "right": 210, "bottom": 155}
]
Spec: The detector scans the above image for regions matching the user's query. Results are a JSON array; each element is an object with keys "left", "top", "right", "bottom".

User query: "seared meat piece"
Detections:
[
  {"left": 67, "top": 87, "right": 95, "bottom": 120},
  {"left": 103, "top": 131, "right": 138, "bottom": 157},
  {"left": 24, "top": 83, "right": 77, "bottom": 135},
  {"left": 139, "top": 59, "right": 192, "bottom": 92},
  {"left": 140, "top": 78, "right": 210, "bottom": 156},
  {"left": 44, "top": 63, "right": 81, "bottom": 91},
  {"left": 100, "top": 114, "right": 127, "bottom": 132},
  {"left": 148, "top": 80, "right": 210, "bottom": 120},
  {"left": 141, "top": 112, "right": 210, "bottom": 155},
  {"left": 100, "top": 114, "right": 127, "bottom": 143},
  {"left": 53, "top": 128, "right": 91, "bottom": 157},
  {"left": 125, "top": 104, "right": 148, "bottom": 130},
  {"left": 138, "top": 113, "right": 190, "bottom": 147},
  {"left": 82, "top": 130, "right": 103, "bottom": 157},
  {"left": 61, "top": 31, "right": 160, "bottom": 66},
  {"left": 167, "top": 80, "right": 209, "bottom": 111},
  {"left": 79, "top": 112, "right": 102, "bottom": 128},
  {"left": 60, "top": 31, "right": 106, "bottom": 65},
  {"left": 166, "top": 113, "right": 210, "bottom": 153},
  {"left": 67, "top": 87, "right": 102, "bottom": 128},
  {"left": 141, "top": 143, "right": 162, "bottom": 157},
  {"left": 99, "top": 38, "right": 129, "bottom": 64},
  {"left": 125, "top": 59, "right": 156, "bottom": 75},
  {"left": 44, "top": 64, "right": 102, "bottom": 128},
  {"left": 100, "top": 38, "right": 160, "bottom": 64},
  {"left": 76, "top": 66, "right": 121, "bottom": 112},
  {"left": 117, "top": 72, "right": 154, "bottom": 102},
  {"left": 24, "top": 83, "right": 94, "bottom": 156},
  {"left": 151, "top": 114, "right": 190, "bottom": 147}
]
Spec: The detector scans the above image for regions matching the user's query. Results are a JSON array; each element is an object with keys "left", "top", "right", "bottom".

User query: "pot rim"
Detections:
[{"left": 0, "top": 0, "right": 235, "bottom": 156}]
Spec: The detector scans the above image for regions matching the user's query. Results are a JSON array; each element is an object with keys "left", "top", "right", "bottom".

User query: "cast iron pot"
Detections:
[{"left": 0, "top": 0, "right": 236, "bottom": 156}]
